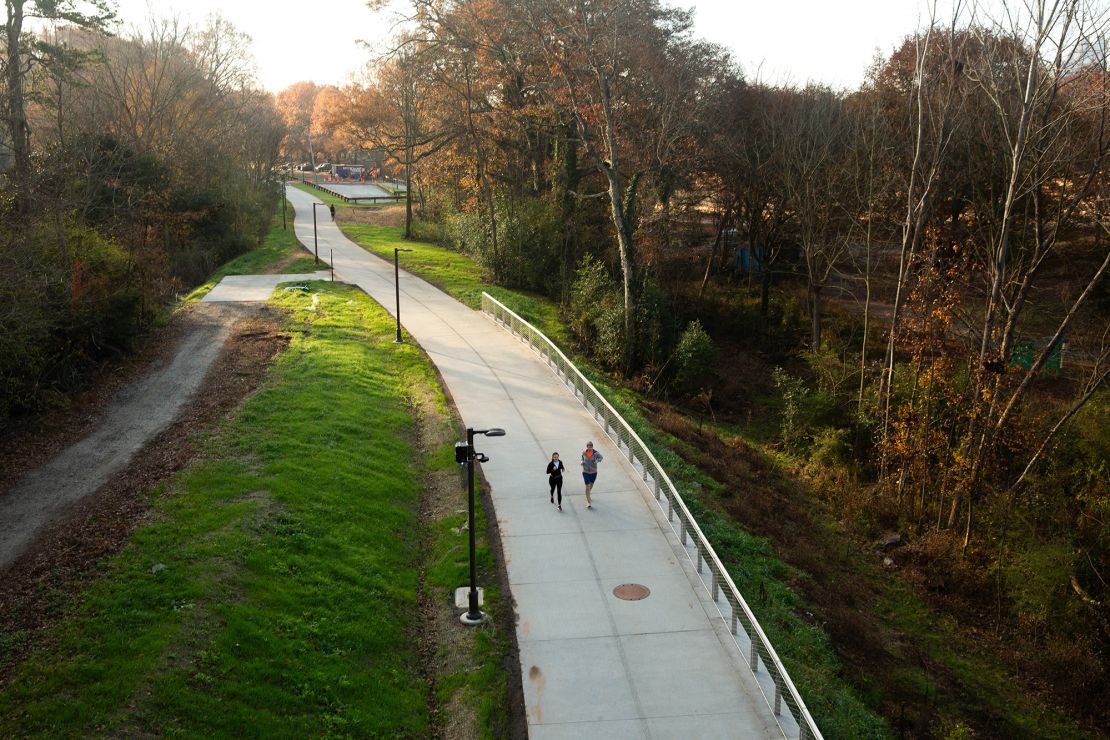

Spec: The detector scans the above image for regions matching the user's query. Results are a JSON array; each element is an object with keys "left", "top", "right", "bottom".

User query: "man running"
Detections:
[{"left": 581, "top": 441, "right": 603, "bottom": 509}]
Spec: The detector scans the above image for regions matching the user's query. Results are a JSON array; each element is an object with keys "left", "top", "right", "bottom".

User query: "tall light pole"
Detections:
[
  {"left": 455, "top": 427, "right": 505, "bottom": 625},
  {"left": 281, "top": 176, "right": 287, "bottom": 230},
  {"left": 393, "top": 247, "right": 412, "bottom": 342},
  {"left": 311, "top": 202, "right": 324, "bottom": 265}
]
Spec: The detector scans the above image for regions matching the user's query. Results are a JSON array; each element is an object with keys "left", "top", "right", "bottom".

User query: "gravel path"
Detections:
[{"left": 0, "top": 303, "right": 247, "bottom": 570}]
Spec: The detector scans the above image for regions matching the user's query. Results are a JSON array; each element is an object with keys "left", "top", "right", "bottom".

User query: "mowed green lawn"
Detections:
[
  {"left": 339, "top": 222, "right": 572, "bottom": 347},
  {"left": 0, "top": 250, "right": 507, "bottom": 734}
]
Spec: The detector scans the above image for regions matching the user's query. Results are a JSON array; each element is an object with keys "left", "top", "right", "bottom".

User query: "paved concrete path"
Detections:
[
  {"left": 202, "top": 272, "right": 332, "bottom": 302},
  {"left": 285, "top": 188, "right": 781, "bottom": 739}
]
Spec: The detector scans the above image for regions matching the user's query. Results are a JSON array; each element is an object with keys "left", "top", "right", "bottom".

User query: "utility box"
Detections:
[{"left": 455, "top": 442, "right": 470, "bottom": 464}]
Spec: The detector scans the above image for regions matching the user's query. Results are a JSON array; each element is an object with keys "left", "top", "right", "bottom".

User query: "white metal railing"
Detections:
[{"left": 481, "top": 292, "right": 822, "bottom": 740}]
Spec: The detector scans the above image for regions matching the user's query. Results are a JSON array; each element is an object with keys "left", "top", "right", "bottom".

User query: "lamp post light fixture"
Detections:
[
  {"left": 456, "top": 426, "right": 506, "bottom": 625},
  {"left": 311, "top": 202, "right": 325, "bottom": 265},
  {"left": 393, "top": 247, "right": 413, "bottom": 342}
]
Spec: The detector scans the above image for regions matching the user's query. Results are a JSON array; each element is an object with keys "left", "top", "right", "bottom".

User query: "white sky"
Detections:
[{"left": 106, "top": 0, "right": 935, "bottom": 93}]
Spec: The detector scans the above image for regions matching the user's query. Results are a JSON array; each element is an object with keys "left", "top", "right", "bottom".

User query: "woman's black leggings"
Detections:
[{"left": 549, "top": 476, "right": 563, "bottom": 504}]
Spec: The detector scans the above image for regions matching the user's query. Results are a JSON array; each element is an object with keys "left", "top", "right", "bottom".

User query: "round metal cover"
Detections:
[{"left": 612, "top": 583, "right": 650, "bottom": 601}]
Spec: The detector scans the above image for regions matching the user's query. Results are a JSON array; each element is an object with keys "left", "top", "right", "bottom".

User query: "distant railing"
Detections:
[
  {"left": 300, "top": 180, "right": 404, "bottom": 204},
  {"left": 481, "top": 292, "right": 823, "bottom": 740}
]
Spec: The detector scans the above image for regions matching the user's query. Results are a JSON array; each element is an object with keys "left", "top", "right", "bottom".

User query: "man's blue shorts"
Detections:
[{"left": 583, "top": 472, "right": 597, "bottom": 485}]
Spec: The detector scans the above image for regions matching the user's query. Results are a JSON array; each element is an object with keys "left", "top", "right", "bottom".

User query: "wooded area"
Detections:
[
  {"left": 4, "top": 0, "right": 1110, "bottom": 735},
  {"left": 284, "top": 0, "right": 1108, "bottom": 732},
  {"left": 1, "top": 0, "right": 282, "bottom": 419}
]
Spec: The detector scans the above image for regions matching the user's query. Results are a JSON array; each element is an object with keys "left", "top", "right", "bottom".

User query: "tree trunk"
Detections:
[
  {"left": 462, "top": 63, "right": 498, "bottom": 278},
  {"left": 699, "top": 212, "right": 728, "bottom": 297},
  {"left": 591, "top": 70, "right": 639, "bottom": 368},
  {"left": 404, "top": 156, "right": 413, "bottom": 239},
  {"left": 604, "top": 168, "right": 639, "bottom": 347},
  {"left": 760, "top": 264, "right": 771, "bottom": 327},
  {"left": 555, "top": 128, "right": 580, "bottom": 298},
  {"left": 810, "top": 283, "right": 822, "bottom": 349},
  {"left": 858, "top": 214, "right": 873, "bottom": 414},
  {"left": 5, "top": 0, "right": 32, "bottom": 215}
]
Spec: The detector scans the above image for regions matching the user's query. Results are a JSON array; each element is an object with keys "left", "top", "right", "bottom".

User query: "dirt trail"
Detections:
[{"left": 0, "top": 303, "right": 249, "bottom": 570}]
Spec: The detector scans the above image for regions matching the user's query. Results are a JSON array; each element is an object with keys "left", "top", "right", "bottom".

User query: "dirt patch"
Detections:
[
  {"left": 0, "top": 307, "right": 289, "bottom": 679},
  {"left": 269, "top": 250, "right": 316, "bottom": 272},
  {"left": 337, "top": 204, "right": 408, "bottom": 228}
]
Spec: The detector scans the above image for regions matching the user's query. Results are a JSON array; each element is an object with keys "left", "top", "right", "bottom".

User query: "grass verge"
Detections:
[
  {"left": 338, "top": 222, "right": 572, "bottom": 348},
  {"left": 0, "top": 278, "right": 510, "bottom": 737}
]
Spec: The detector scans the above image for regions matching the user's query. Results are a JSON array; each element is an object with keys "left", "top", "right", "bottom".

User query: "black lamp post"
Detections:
[
  {"left": 393, "top": 247, "right": 412, "bottom": 342},
  {"left": 311, "top": 202, "right": 324, "bottom": 265},
  {"left": 281, "top": 177, "right": 287, "bottom": 230},
  {"left": 456, "top": 427, "right": 505, "bottom": 625}
]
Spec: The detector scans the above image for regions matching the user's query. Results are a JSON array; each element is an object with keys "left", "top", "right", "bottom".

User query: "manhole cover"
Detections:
[{"left": 612, "top": 583, "right": 650, "bottom": 601}]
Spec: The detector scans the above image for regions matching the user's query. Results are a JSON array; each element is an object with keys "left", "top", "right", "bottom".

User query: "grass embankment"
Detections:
[
  {"left": 182, "top": 206, "right": 323, "bottom": 303},
  {"left": 337, "top": 220, "right": 887, "bottom": 735},
  {"left": 338, "top": 222, "right": 571, "bottom": 346},
  {"left": 0, "top": 232, "right": 510, "bottom": 736}
]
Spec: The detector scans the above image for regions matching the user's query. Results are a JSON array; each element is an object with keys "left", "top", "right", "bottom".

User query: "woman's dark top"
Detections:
[{"left": 546, "top": 460, "right": 564, "bottom": 478}]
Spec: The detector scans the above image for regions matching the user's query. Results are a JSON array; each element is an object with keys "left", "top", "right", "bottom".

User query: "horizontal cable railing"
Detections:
[{"left": 481, "top": 292, "right": 822, "bottom": 740}]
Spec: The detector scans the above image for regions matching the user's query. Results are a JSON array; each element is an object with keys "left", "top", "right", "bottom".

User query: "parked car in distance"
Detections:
[{"left": 315, "top": 163, "right": 332, "bottom": 172}]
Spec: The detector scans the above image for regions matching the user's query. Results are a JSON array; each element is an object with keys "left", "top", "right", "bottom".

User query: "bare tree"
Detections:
[
  {"left": 340, "top": 45, "right": 458, "bottom": 237},
  {"left": 950, "top": 0, "right": 1110, "bottom": 540},
  {"left": 874, "top": 4, "right": 971, "bottom": 472},
  {"left": 515, "top": 0, "right": 702, "bottom": 358},
  {"left": 779, "top": 85, "right": 853, "bottom": 349},
  {"left": 3, "top": 0, "right": 113, "bottom": 213},
  {"left": 844, "top": 88, "right": 897, "bottom": 413}
]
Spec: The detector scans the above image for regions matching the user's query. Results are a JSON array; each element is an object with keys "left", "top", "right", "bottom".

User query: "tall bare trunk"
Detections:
[
  {"left": 404, "top": 155, "right": 413, "bottom": 239},
  {"left": 810, "top": 283, "right": 822, "bottom": 349},
  {"left": 463, "top": 64, "right": 498, "bottom": 278},
  {"left": 5, "top": 0, "right": 31, "bottom": 215},
  {"left": 699, "top": 211, "right": 728, "bottom": 297},
  {"left": 603, "top": 167, "right": 639, "bottom": 346}
]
